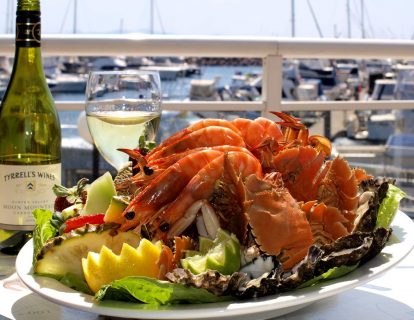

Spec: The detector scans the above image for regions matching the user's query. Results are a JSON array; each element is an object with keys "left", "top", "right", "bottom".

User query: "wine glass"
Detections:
[{"left": 85, "top": 70, "right": 162, "bottom": 169}]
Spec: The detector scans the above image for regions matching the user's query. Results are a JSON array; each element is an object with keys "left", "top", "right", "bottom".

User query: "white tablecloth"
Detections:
[{"left": 1, "top": 247, "right": 414, "bottom": 320}]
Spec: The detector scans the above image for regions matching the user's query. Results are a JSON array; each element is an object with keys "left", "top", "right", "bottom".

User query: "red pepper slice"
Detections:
[{"left": 63, "top": 213, "right": 105, "bottom": 233}]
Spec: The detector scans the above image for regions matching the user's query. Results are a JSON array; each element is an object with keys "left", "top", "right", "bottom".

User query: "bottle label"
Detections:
[
  {"left": 0, "top": 163, "right": 61, "bottom": 230},
  {"left": 16, "top": 10, "right": 41, "bottom": 48}
]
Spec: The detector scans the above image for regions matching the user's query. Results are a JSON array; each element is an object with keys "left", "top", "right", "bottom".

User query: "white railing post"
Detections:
[{"left": 261, "top": 54, "right": 283, "bottom": 118}]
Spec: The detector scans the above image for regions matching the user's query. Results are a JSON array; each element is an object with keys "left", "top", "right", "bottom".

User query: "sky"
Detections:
[{"left": 0, "top": 0, "right": 413, "bottom": 39}]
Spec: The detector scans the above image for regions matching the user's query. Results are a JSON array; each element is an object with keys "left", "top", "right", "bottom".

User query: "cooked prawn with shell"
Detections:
[
  {"left": 151, "top": 151, "right": 263, "bottom": 240},
  {"left": 119, "top": 149, "right": 224, "bottom": 231},
  {"left": 147, "top": 126, "right": 246, "bottom": 161}
]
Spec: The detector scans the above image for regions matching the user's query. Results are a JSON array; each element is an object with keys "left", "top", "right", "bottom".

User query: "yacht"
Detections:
[{"left": 47, "top": 71, "right": 87, "bottom": 93}]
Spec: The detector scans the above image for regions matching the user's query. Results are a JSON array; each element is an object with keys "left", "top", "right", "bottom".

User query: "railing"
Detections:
[
  {"left": 2, "top": 35, "right": 414, "bottom": 114},
  {"left": 2, "top": 35, "right": 414, "bottom": 213}
]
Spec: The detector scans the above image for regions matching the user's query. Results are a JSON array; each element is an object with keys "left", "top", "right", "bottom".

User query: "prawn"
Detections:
[
  {"left": 232, "top": 117, "right": 284, "bottom": 150},
  {"left": 119, "top": 149, "right": 224, "bottom": 231},
  {"left": 149, "top": 119, "right": 241, "bottom": 157},
  {"left": 147, "top": 145, "right": 253, "bottom": 169},
  {"left": 147, "top": 126, "right": 246, "bottom": 162},
  {"left": 152, "top": 151, "right": 263, "bottom": 239}
]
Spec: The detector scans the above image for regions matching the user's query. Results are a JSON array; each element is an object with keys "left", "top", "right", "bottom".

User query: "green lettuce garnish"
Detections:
[
  {"left": 138, "top": 135, "right": 157, "bottom": 154},
  {"left": 298, "top": 264, "right": 359, "bottom": 289},
  {"left": 95, "top": 276, "right": 233, "bottom": 305},
  {"left": 376, "top": 184, "right": 406, "bottom": 229},
  {"left": 35, "top": 271, "right": 92, "bottom": 295},
  {"left": 32, "top": 208, "right": 57, "bottom": 265},
  {"left": 59, "top": 272, "right": 93, "bottom": 295}
]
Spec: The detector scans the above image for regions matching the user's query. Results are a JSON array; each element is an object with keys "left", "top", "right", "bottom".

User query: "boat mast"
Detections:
[
  {"left": 360, "top": 0, "right": 365, "bottom": 38},
  {"left": 306, "top": 0, "right": 323, "bottom": 38},
  {"left": 291, "top": 0, "right": 295, "bottom": 37},
  {"left": 120, "top": 19, "right": 124, "bottom": 34},
  {"left": 150, "top": 0, "right": 154, "bottom": 34},
  {"left": 5, "top": 0, "right": 14, "bottom": 34},
  {"left": 73, "top": 0, "right": 78, "bottom": 34},
  {"left": 346, "top": 0, "right": 351, "bottom": 38}
]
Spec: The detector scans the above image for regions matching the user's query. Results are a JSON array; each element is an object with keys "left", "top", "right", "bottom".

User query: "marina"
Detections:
[{"left": 1, "top": 0, "right": 414, "bottom": 318}]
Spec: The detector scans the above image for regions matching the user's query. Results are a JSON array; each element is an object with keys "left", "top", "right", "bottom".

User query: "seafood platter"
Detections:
[{"left": 16, "top": 112, "right": 412, "bottom": 318}]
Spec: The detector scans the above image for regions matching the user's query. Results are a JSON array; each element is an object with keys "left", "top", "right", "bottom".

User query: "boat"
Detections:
[
  {"left": 223, "top": 71, "right": 297, "bottom": 102},
  {"left": 163, "top": 56, "right": 201, "bottom": 76},
  {"left": 60, "top": 56, "right": 89, "bottom": 74},
  {"left": 189, "top": 79, "right": 221, "bottom": 101},
  {"left": 344, "top": 64, "right": 414, "bottom": 142},
  {"left": 126, "top": 56, "right": 155, "bottom": 68},
  {"left": 0, "top": 57, "right": 11, "bottom": 99},
  {"left": 360, "top": 59, "right": 394, "bottom": 95},
  {"left": 139, "top": 65, "right": 184, "bottom": 81},
  {"left": 139, "top": 56, "right": 200, "bottom": 81},
  {"left": 370, "top": 78, "right": 396, "bottom": 101},
  {"left": 295, "top": 59, "right": 337, "bottom": 89},
  {"left": 0, "top": 85, "right": 6, "bottom": 100},
  {"left": 92, "top": 57, "right": 127, "bottom": 71},
  {"left": 0, "top": 76, "right": 7, "bottom": 99},
  {"left": 47, "top": 72, "right": 87, "bottom": 93},
  {"left": 41, "top": 57, "right": 87, "bottom": 93}
]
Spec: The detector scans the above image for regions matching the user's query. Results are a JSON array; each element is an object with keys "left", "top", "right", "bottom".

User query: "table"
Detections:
[{"left": 1, "top": 247, "right": 414, "bottom": 320}]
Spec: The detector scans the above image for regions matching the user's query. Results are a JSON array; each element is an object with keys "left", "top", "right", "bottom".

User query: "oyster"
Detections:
[
  {"left": 165, "top": 268, "right": 246, "bottom": 296},
  {"left": 353, "top": 178, "right": 393, "bottom": 233},
  {"left": 281, "top": 227, "right": 392, "bottom": 291}
]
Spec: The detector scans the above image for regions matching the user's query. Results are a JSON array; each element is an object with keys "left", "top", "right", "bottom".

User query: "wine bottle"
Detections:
[{"left": 0, "top": 0, "right": 61, "bottom": 254}]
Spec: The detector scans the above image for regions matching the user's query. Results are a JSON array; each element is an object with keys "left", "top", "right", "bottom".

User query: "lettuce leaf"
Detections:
[
  {"left": 35, "top": 271, "right": 92, "bottom": 295},
  {"left": 95, "top": 276, "right": 233, "bottom": 305},
  {"left": 376, "top": 184, "right": 406, "bottom": 229},
  {"left": 298, "top": 264, "right": 359, "bottom": 289},
  {"left": 59, "top": 272, "right": 93, "bottom": 295},
  {"left": 32, "top": 209, "right": 57, "bottom": 265}
]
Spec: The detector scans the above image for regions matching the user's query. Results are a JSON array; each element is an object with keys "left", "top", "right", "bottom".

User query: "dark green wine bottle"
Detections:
[{"left": 0, "top": 0, "right": 61, "bottom": 254}]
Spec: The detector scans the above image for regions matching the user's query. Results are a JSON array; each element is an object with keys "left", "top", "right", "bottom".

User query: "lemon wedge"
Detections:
[{"left": 82, "top": 238, "right": 163, "bottom": 293}]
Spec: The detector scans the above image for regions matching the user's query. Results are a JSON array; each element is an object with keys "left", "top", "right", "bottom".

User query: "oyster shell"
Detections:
[
  {"left": 165, "top": 268, "right": 246, "bottom": 296},
  {"left": 353, "top": 178, "right": 393, "bottom": 233},
  {"left": 280, "top": 227, "right": 392, "bottom": 292}
]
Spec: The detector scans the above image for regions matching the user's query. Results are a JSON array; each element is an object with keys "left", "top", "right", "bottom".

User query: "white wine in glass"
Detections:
[{"left": 85, "top": 71, "right": 162, "bottom": 169}]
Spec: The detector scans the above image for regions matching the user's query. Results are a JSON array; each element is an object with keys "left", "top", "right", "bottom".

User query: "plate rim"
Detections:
[{"left": 16, "top": 210, "right": 414, "bottom": 319}]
